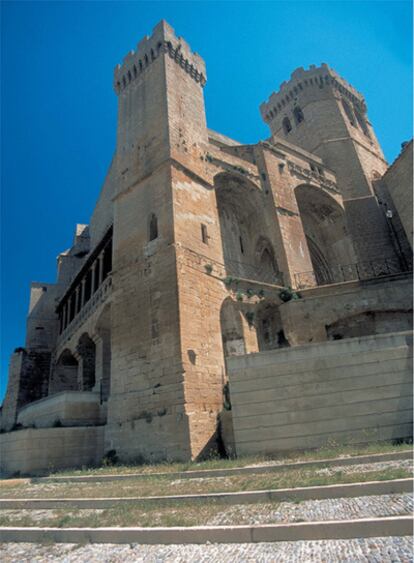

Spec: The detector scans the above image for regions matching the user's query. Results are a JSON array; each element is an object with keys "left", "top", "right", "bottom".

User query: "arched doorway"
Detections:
[
  {"left": 50, "top": 349, "right": 79, "bottom": 394},
  {"left": 295, "top": 185, "right": 356, "bottom": 284}
]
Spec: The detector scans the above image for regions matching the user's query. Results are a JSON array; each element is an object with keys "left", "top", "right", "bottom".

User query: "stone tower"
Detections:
[
  {"left": 260, "top": 64, "right": 396, "bottom": 263},
  {"left": 106, "top": 21, "right": 222, "bottom": 461}
]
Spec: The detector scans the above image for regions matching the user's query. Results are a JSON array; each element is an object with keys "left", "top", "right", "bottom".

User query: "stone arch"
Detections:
[
  {"left": 256, "top": 301, "right": 289, "bottom": 351},
  {"left": 220, "top": 298, "right": 246, "bottom": 362},
  {"left": 254, "top": 237, "right": 281, "bottom": 284},
  {"left": 76, "top": 333, "right": 96, "bottom": 391},
  {"left": 326, "top": 309, "right": 412, "bottom": 340},
  {"left": 214, "top": 172, "right": 278, "bottom": 283},
  {"left": 50, "top": 349, "right": 79, "bottom": 394},
  {"left": 293, "top": 106, "right": 304, "bottom": 124},
  {"left": 295, "top": 184, "right": 356, "bottom": 284}
]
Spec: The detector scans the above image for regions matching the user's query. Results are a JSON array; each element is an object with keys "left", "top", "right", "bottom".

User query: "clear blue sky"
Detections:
[{"left": 1, "top": 1, "right": 412, "bottom": 401}]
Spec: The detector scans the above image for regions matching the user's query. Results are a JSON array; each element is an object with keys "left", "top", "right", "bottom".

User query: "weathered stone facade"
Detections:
[{"left": 1, "top": 21, "right": 412, "bottom": 473}]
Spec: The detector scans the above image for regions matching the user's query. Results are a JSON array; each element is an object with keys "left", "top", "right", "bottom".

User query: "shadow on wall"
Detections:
[
  {"left": 215, "top": 172, "right": 281, "bottom": 284},
  {"left": 295, "top": 183, "right": 356, "bottom": 285},
  {"left": 326, "top": 310, "right": 413, "bottom": 340}
]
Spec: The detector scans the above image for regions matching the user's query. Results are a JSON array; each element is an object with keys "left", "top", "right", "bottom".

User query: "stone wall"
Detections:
[
  {"left": 0, "top": 426, "right": 104, "bottom": 476},
  {"left": 280, "top": 273, "right": 413, "bottom": 345},
  {"left": 17, "top": 391, "right": 103, "bottom": 428},
  {"left": 227, "top": 331, "right": 413, "bottom": 456},
  {"left": 379, "top": 140, "right": 413, "bottom": 251}
]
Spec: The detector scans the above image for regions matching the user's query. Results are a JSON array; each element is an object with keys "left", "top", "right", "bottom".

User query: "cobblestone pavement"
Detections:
[
  {"left": 0, "top": 536, "right": 412, "bottom": 562},
  {"left": 313, "top": 460, "right": 412, "bottom": 477},
  {"left": 207, "top": 494, "right": 413, "bottom": 525}
]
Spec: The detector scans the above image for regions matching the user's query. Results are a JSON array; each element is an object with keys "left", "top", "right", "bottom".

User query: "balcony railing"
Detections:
[
  {"left": 57, "top": 275, "right": 112, "bottom": 345},
  {"left": 294, "top": 257, "right": 410, "bottom": 290}
]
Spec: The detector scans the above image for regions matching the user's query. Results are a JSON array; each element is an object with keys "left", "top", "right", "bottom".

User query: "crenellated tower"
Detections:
[
  {"left": 113, "top": 20, "right": 208, "bottom": 192},
  {"left": 107, "top": 21, "right": 215, "bottom": 462},
  {"left": 260, "top": 64, "right": 396, "bottom": 263}
]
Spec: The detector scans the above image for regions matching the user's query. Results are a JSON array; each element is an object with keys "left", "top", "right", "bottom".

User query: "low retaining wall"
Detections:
[
  {"left": 0, "top": 426, "right": 105, "bottom": 476},
  {"left": 17, "top": 391, "right": 104, "bottom": 428},
  {"left": 227, "top": 331, "right": 413, "bottom": 456}
]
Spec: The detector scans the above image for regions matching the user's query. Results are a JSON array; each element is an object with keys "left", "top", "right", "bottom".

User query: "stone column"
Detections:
[
  {"left": 91, "top": 262, "right": 96, "bottom": 294},
  {"left": 63, "top": 304, "right": 68, "bottom": 330},
  {"left": 92, "top": 330, "right": 111, "bottom": 401},
  {"left": 73, "top": 349, "right": 83, "bottom": 391},
  {"left": 75, "top": 286, "right": 80, "bottom": 315},
  {"left": 80, "top": 278, "right": 86, "bottom": 308},
  {"left": 255, "top": 145, "right": 315, "bottom": 288},
  {"left": 98, "top": 252, "right": 104, "bottom": 285}
]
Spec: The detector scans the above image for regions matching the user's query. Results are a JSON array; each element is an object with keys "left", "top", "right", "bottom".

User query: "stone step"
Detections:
[
  {"left": 0, "top": 516, "right": 412, "bottom": 544},
  {"left": 2, "top": 478, "right": 412, "bottom": 510},
  {"left": 30, "top": 449, "right": 413, "bottom": 484}
]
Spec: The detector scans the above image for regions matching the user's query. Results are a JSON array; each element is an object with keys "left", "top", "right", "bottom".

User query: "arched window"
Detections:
[
  {"left": 342, "top": 99, "right": 356, "bottom": 127},
  {"left": 149, "top": 213, "right": 158, "bottom": 241},
  {"left": 293, "top": 106, "right": 304, "bottom": 124},
  {"left": 354, "top": 107, "right": 371, "bottom": 138},
  {"left": 282, "top": 117, "right": 292, "bottom": 134}
]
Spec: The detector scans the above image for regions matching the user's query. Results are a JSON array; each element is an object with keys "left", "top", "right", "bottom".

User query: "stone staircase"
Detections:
[{"left": 0, "top": 449, "right": 412, "bottom": 562}]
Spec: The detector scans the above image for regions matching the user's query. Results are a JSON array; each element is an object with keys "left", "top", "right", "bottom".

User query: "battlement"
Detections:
[
  {"left": 260, "top": 64, "right": 366, "bottom": 124},
  {"left": 113, "top": 20, "right": 207, "bottom": 95}
]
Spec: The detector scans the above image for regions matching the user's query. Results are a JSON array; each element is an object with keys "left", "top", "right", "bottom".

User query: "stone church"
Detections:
[{"left": 1, "top": 21, "right": 412, "bottom": 474}]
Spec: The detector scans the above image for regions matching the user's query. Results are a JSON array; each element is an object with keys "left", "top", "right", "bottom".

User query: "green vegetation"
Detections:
[
  {"left": 39, "top": 439, "right": 412, "bottom": 478},
  {"left": 0, "top": 464, "right": 411, "bottom": 529},
  {"left": 1, "top": 465, "right": 410, "bottom": 500},
  {"left": 0, "top": 501, "right": 228, "bottom": 529}
]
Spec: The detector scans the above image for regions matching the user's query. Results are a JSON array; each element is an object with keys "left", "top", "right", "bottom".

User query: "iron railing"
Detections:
[{"left": 294, "top": 257, "right": 410, "bottom": 290}]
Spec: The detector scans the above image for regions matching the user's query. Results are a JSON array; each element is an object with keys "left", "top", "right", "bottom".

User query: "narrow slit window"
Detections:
[
  {"left": 201, "top": 224, "right": 208, "bottom": 244},
  {"left": 149, "top": 213, "right": 158, "bottom": 241}
]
